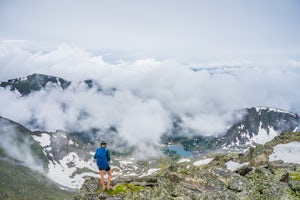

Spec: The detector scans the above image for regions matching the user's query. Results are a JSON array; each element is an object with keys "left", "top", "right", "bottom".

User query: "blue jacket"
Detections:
[
  {"left": 94, "top": 147, "right": 111, "bottom": 169},
  {"left": 94, "top": 147, "right": 111, "bottom": 161}
]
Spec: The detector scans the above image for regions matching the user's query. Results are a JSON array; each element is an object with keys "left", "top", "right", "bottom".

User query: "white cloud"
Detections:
[
  {"left": 1, "top": 44, "right": 300, "bottom": 153},
  {"left": 0, "top": 119, "right": 44, "bottom": 171}
]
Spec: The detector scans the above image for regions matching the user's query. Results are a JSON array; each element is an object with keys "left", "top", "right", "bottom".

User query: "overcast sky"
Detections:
[{"left": 1, "top": 0, "right": 300, "bottom": 62}]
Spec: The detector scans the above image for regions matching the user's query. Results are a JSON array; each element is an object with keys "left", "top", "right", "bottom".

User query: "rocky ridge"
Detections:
[{"left": 75, "top": 131, "right": 300, "bottom": 200}]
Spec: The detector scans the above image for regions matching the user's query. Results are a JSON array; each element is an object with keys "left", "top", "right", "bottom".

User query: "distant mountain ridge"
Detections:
[
  {"left": 163, "top": 107, "right": 300, "bottom": 153},
  {"left": 0, "top": 73, "right": 71, "bottom": 96},
  {"left": 0, "top": 73, "right": 117, "bottom": 97},
  {"left": 221, "top": 107, "right": 299, "bottom": 150},
  {"left": 1, "top": 73, "right": 299, "bottom": 153}
]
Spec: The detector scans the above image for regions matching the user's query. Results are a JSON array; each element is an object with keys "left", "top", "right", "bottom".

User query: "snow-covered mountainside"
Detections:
[
  {"left": 31, "top": 131, "right": 166, "bottom": 189},
  {"left": 0, "top": 116, "right": 164, "bottom": 190},
  {"left": 162, "top": 107, "right": 300, "bottom": 154},
  {"left": 220, "top": 107, "right": 299, "bottom": 151}
]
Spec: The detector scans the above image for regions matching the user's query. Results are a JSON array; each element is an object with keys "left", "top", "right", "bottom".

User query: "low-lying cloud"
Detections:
[
  {"left": 0, "top": 119, "right": 44, "bottom": 171},
  {"left": 1, "top": 44, "right": 300, "bottom": 151}
]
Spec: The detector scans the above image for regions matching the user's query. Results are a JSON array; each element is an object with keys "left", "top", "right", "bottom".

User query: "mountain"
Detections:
[
  {"left": 0, "top": 158, "right": 74, "bottom": 200},
  {"left": 0, "top": 73, "right": 71, "bottom": 96},
  {"left": 220, "top": 107, "right": 299, "bottom": 150},
  {"left": 0, "top": 116, "right": 48, "bottom": 169},
  {"left": 0, "top": 116, "right": 74, "bottom": 199},
  {"left": 163, "top": 107, "right": 300, "bottom": 153},
  {"left": 0, "top": 115, "right": 168, "bottom": 191},
  {"left": 0, "top": 73, "right": 117, "bottom": 97}
]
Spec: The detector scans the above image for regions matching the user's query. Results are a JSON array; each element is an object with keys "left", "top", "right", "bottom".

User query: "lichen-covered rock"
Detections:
[
  {"left": 75, "top": 132, "right": 300, "bottom": 200},
  {"left": 75, "top": 160, "right": 300, "bottom": 200},
  {"left": 250, "top": 153, "right": 269, "bottom": 167},
  {"left": 235, "top": 165, "right": 253, "bottom": 176}
]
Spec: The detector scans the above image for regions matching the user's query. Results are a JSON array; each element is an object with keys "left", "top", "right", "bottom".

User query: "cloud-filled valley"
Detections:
[{"left": 1, "top": 44, "right": 300, "bottom": 150}]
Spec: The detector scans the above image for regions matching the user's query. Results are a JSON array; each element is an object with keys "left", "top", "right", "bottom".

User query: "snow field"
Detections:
[{"left": 269, "top": 142, "right": 300, "bottom": 164}]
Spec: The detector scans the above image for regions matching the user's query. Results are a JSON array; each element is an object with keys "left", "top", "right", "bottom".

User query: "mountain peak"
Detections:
[
  {"left": 221, "top": 107, "right": 299, "bottom": 150},
  {"left": 254, "top": 106, "right": 297, "bottom": 117},
  {"left": 0, "top": 73, "right": 71, "bottom": 96}
]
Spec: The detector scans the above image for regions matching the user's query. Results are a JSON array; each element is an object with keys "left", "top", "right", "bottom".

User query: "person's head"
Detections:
[{"left": 101, "top": 141, "right": 107, "bottom": 147}]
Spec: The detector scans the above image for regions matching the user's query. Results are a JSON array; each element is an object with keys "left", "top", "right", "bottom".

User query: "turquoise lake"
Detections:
[{"left": 167, "top": 145, "right": 192, "bottom": 157}]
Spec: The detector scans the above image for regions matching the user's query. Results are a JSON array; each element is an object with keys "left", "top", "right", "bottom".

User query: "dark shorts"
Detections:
[{"left": 98, "top": 166, "right": 110, "bottom": 171}]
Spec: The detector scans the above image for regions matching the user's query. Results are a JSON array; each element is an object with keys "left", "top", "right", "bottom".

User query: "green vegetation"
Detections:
[
  {"left": 290, "top": 172, "right": 300, "bottom": 181},
  {"left": 104, "top": 183, "right": 144, "bottom": 196},
  {"left": 0, "top": 117, "right": 49, "bottom": 169},
  {"left": 30, "top": 142, "right": 49, "bottom": 168},
  {"left": 180, "top": 169, "right": 188, "bottom": 175},
  {"left": 0, "top": 159, "right": 74, "bottom": 200}
]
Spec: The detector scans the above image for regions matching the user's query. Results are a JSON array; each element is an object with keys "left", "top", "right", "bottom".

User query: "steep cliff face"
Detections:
[{"left": 75, "top": 132, "right": 300, "bottom": 200}]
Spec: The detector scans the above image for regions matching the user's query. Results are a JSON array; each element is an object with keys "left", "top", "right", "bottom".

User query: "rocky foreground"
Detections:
[{"left": 75, "top": 132, "right": 300, "bottom": 200}]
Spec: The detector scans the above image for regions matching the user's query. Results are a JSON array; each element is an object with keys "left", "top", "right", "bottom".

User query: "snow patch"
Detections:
[
  {"left": 193, "top": 158, "right": 213, "bottom": 166},
  {"left": 177, "top": 158, "right": 191, "bottom": 164},
  {"left": 140, "top": 168, "right": 160, "bottom": 177},
  {"left": 225, "top": 161, "right": 249, "bottom": 171},
  {"left": 124, "top": 173, "right": 139, "bottom": 177},
  {"left": 119, "top": 160, "right": 134, "bottom": 166},
  {"left": 69, "top": 139, "right": 75, "bottom": 145},
  {"left": 47, "top": 152, "right": 98, "bottom": 189},
  {"left": 252, "top": 123, "right": 278, "bottom": 144},
  {"left": 32, "top": 133, "right": 51, "bottom": 147},
  {"left": 255, "top": 107, "right": 297, "bottom": 117},
  {"left": 20, "top": 76, "right": 28, "bottom": 81},
  {"left": 14, "top": 89, "right": 22, "bottom": 98},
  {"left": 269, "top": 142, "right": 300, "bottom": 164}
]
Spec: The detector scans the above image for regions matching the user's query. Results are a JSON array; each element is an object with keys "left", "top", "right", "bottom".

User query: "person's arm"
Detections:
[
  {"left": 94, "top": 151, "right": 97, "bottom": 159},
  {"left": 106, "top": 149, "right": 111, "bottom": 162}
]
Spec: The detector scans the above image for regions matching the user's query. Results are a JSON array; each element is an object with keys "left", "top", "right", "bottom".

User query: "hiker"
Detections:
[{"left": 94, "top": 141, "right": 112, "bottom": 190}]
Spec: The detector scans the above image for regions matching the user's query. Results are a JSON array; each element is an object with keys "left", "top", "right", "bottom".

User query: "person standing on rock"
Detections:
[{"left": 94, "top": 141, "right": 112, "bottom": 190}]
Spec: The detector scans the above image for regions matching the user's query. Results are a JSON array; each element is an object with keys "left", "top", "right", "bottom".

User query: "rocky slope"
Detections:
[
  {"left": 75, "top": 131, "right": 300, "bottom": 200},
  {"left": 0, "top": 116, "right": 75, "bottom": 199},
  {"left": 0, "top": 158, "right": 74, "bottom": 200},
  {"left": 0, "top": 116, "right": 48, "bottom": 169}
]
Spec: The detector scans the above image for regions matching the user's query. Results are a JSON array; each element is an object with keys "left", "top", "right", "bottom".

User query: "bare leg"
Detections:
[
  {"left": 99, "top": 170, "right": 105, "bottom": 190},
  {"left": 107, "top": 169, "right": 112, "bottom": 189}
]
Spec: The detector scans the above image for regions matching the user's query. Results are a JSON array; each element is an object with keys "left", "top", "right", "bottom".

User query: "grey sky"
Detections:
[{"left": 1, "top": 0, "right": 300, "bottom": 62}]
